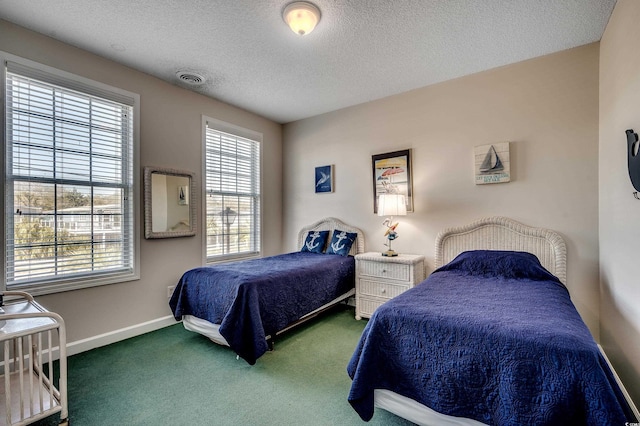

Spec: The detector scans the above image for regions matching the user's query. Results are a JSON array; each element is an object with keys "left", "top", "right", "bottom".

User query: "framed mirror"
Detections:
[{"left": 144, "top": 167, "right": 196, "bottom": 239}]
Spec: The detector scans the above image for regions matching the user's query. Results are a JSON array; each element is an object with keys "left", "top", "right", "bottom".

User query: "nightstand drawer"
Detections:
[
  {"left": 359, "top": 260, "right": 410, "bottom": 282},
  {"left": 359, "top": 279, "right": 409, "bottom": 299},
  {"left": 357, "top": 296, "right": 386, "bottom": 318}
]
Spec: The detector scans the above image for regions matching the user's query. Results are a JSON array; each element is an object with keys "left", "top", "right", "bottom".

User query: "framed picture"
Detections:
[
  {"left": 315, "top": 165, "right": 334, "bottom": 193},
  {"left": 372, "top": 149, "right": 413, "bottom": 213},
  {"left": 178, "top": 185, "right": 189, "bottom": 205},
  {"left": 474, "top": 142, "right": 511, "bottom": 185}
]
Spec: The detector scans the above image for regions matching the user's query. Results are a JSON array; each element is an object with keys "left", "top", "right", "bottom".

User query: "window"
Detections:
[
  {"left": 2, "top": 54, "right": 139, "bottom": 294},
  {"left": 204, "top": 117, "right": 261, "bottom": 261}
]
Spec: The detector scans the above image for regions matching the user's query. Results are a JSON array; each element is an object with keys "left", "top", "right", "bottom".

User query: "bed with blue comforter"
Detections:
[
  {"left": 170, "top": 251, "right": 355, "bottom": 365},
  {"left": 347, "top": 250, "right": 635, "bottom": 425}
]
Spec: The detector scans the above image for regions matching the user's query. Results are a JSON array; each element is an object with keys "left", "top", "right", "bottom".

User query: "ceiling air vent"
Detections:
[{"left": 176, "top": 71, "right": 206, "bottom": 86}]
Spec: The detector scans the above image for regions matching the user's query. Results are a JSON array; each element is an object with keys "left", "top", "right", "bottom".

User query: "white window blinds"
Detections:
[
  {"left": 4, "top": 58, "right": 137, "bottom": 291},
  {"left": 205, "top": 121, "right": 261, "bottom": 260}
]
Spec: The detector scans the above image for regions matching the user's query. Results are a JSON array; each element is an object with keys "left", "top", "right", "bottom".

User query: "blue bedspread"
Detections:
[
  {"left": 347, "top": 251, "right": 635, "bottom": 425},
  {"left": 170, "top": 252, "right": 354, "bottom": 365}
]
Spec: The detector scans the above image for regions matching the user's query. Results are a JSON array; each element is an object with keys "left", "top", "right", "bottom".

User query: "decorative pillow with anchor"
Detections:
[
  {"left": 300, "top": 230, "right": 330, "bottom": 253},
  {"left": 326, "top": 230, "right": 357, "bottom": 256}
]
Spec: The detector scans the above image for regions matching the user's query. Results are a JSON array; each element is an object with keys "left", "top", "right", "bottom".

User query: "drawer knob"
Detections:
[
  {"left": 382, "top": 269, "right": 387, "bottom": 273},
  {"left": 381, "top": 288, "right": 386, "bottom": 293}
]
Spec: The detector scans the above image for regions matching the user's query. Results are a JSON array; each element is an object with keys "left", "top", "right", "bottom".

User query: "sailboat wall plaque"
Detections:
[{"left": 474, "top": 142, "right": 511, "bottom": 185}]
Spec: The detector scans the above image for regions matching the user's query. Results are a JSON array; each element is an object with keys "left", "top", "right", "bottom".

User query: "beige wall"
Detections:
[
  {"left": 0, "top": 20, "right": 283, "bottom": 342},
  {"left": 283, "top": 44, "right": 601, "bottom": 335},
  {"left": 4, "top": 10, "right": 637, "bottom": 407},
  {"left": 599, "top": 0, "right": 640, "bottom": 404}
]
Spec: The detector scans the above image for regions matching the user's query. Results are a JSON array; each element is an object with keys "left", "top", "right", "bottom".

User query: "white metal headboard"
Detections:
[
  {"left": 297, "top": 217, "right": 365, "bottom": 256},
  {"left": 435, "top": 217, "right": 567, "bottom": 284}
]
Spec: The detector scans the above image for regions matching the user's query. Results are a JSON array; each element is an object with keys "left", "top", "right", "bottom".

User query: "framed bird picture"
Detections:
[
  {"left": 315, "top": 165, "right": 334, "bottom": 193},
  {"left": 372, "top": 149, "right": 413, "bottom": 213}
]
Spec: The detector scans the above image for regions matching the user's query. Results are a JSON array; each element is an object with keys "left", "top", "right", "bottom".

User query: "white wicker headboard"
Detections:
[
  {"left": 297, "top": 217, "right": 365, "bottom": 256},
  {"left": 435, "top": 217, "right": 567, "bottom": 284}
]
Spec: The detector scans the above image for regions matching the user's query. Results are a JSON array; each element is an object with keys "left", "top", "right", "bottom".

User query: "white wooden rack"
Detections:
[{"left": 0, "top": 291, "right": 68, "bottom": 425}]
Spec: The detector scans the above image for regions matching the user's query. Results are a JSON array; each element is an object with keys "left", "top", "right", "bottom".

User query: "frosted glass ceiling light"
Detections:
[{"left": 283, "top": 1, "right": 321, "bottom": 35}]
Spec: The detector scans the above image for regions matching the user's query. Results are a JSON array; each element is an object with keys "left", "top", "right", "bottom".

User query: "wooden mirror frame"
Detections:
[{"left": 143, "top": 166, "right": 196, "bottom": 239}]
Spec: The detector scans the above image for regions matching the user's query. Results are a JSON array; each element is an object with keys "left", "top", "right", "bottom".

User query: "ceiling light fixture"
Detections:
[{"left": 282, "top": 1, "right": 321, "bottom": 36}]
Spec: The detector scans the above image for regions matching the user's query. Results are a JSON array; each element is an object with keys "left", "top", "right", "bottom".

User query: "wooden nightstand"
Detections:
[{"left": 354, "top": 252, "right": 426, "bottom": 320}]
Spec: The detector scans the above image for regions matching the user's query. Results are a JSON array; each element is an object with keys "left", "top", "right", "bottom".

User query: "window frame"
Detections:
[
  {"left": 202, "top": 116, "right": 262, "bottom": 264},
  {"left": 1, "top": 52, "right": 140, "bottom": 296}
]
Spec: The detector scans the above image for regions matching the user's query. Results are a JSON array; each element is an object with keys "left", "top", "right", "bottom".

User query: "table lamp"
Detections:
[{"left": 377, "top": 193, "right": 407, "bottom": 256}]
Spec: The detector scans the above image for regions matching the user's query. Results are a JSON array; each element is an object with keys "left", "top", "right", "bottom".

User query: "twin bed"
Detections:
[
  {"left": 347, "top": 216, "right": 636, "bottom": 425},
  {"left": 169, "top": 215, "right": 636, "bottom": 424},
  {"left": 169, "top": 217, "right": 364, "bottom": 365}
]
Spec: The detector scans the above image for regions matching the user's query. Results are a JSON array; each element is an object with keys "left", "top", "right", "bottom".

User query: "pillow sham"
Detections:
[
  {"left": 300, "top": 230, "right": 329, "bottom": 253},
  {"left": 326, "top": 230, "right": 357, "bottom": 256},
  {"left": 434, "top": 250, "right": 561, "bottom": 282}
]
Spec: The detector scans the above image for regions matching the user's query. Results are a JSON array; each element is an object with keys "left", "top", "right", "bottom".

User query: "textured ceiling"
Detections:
[{"left": 0, "top": 0, "right": 616, "bottom": 124}]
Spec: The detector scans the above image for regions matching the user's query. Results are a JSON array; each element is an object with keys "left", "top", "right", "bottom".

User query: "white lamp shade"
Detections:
[
  {"left": 283, "top": 2, "right": 321, "bottom": 35},
  {"left": 378, "top": 194, "right": 407, "bottom": 216}
]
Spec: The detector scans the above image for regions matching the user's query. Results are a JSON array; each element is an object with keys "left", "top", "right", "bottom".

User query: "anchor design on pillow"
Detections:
[
  {"left": 305, "top": 231, "right": 323, "bottom": 251},
  {"left": 330, "top": 231, "right": 348, "bottom": 252}
]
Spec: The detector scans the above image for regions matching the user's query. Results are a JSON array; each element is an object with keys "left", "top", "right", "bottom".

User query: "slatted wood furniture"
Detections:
[{"left": 0, "top": 291, "right": 68, "bottom": 426}]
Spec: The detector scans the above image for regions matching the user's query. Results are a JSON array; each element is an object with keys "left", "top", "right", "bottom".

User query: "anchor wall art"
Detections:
[{"left": 474, "top": 142, "right": 511, "bottom": 185}]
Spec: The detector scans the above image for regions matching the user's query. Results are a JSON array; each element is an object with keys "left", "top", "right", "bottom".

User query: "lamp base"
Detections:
[{"left": 382, "top": 250, "right": 399, "bottom": 257}]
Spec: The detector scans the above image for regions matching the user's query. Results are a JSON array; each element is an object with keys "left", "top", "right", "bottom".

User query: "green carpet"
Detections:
[{"left": 34, "top": 306, "right": 415, "bottom": 426}]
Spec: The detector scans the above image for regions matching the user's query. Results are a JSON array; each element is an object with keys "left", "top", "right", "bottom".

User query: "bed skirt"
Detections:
[{"left": 181, "top": 289, "right": 355, "bottom": 348}]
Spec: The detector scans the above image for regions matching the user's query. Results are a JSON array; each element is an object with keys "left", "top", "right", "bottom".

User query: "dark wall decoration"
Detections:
[{"left": 626, "top": 129, "right": 640, "bottom": 198}]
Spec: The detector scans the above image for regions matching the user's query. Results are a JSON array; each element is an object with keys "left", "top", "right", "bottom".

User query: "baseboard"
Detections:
[
  {"left": 66, "top": 315, "right": 178, "bottom": 356},
  {"left": 598, "top": 344, "right": 640, "bottom": 421},
  {"left": 1, "top": 316, "right": 179, "bottom": 370}
]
